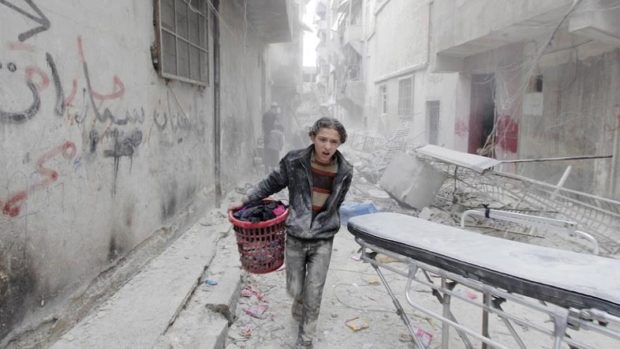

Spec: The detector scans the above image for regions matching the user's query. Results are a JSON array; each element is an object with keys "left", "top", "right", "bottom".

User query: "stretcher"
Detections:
[{"left": 348, "top": 212, "right": 620, "bottom": 349}]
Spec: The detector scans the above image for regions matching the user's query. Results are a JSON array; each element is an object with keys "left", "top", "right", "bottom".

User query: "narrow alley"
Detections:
[{"left": 1, "top": 0, "right": 620, "bottom": 348}]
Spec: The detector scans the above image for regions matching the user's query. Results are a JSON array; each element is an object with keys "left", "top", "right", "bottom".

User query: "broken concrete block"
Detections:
[{"left": 378, "top": 152, "right": 446, "bottom": 210}]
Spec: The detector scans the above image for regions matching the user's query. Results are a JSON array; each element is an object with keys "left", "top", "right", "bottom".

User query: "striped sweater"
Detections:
[{"left": 310, "top": 153, "right": 338, "bottom": 217}]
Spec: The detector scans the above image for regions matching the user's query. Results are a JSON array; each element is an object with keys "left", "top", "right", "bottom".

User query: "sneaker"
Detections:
[{"left": 294, "top": 337, "right": 313, "bottom": 349}]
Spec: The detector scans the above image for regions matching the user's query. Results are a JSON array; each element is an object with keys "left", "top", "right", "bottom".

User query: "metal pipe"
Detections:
[
  {"left": 611, "top": 105, "right": 620, "bottom": 195},
  {"left": 441, "top": 277, "right": 450, "bottom": 349},
  {"left": 482, "top": 293, "right": 490, "bottom": 349},
  {"left": 499, "top": 155, "right": 612, "bottom": 164},
  {"left": 551, "top": 165, "right": 572, "bottom": 200},
  {"left": 371, "top": 262, "right": 425, "bottom": 348}
]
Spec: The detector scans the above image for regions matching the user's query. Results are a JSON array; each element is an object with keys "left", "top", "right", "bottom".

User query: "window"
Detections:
[
  {"left": 426, "top": 101, "right": 440, "bottom": 145},
  {"left": 157, "top": 0, "right": 209, "bottom": 85},
  {"left": 398, "top": 77, "right": 413, "bottom": 117},
  {"left": 528, "top": 74, "right": 543, "bottom": 92},
  {"left": 378, "top": 84, "right": 387, "bottom": 114}
]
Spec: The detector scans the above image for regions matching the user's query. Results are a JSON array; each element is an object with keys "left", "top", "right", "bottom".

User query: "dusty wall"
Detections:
[
  {"left": 372, "top": 0, "right": 429, "bottom": 78},
  {"left": 0, "top": 0, "right": 267, "bottom": 339},
  {"left": 430, "top": 0, "right": 620, "bottom": 196},
  {"left": 365, "top": 0, "right": 430, "bottom": 137},
  {"left": 432, "top": 0, "right": 573, "bottom": 55},
  {"left": 519, "top": 48, "right": 620, "bottom": 197},
  {"left": 218, "top": 0, "right": 267, "bottom": 190}
]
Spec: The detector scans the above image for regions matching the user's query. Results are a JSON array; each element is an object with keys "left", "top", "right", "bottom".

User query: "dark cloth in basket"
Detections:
[{"left": 233, "top": 200, "right": 287, "bottom": 223}]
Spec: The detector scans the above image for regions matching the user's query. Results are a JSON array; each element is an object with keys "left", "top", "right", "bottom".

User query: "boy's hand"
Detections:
[{"left": 228, "top": 202, "right": 244, "bottom": 212}]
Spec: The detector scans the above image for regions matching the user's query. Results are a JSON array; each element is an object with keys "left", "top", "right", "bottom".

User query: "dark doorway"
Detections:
[{"left": 468, "top": 74, "right": 496, "bottom": 156}]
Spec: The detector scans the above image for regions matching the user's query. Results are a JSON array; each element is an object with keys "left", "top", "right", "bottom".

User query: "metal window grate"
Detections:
[{"left": 157, "top": 0, "right": 209, "bottom": 85}]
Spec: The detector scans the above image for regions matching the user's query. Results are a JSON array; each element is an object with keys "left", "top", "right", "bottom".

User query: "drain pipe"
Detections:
[
  {"left": 213, "top": 0, "right": 222, "bottom": 207},
  {"left": 611, "top": 104, "right": 620, "bottom": 196}
]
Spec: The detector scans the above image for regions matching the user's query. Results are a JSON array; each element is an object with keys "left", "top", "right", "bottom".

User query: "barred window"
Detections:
[
  {"left": 398, "top": 77, "right": 413, "bottom": 117},
  {"left": 156, "top": 0, "right": 209, "bottom": 85}
]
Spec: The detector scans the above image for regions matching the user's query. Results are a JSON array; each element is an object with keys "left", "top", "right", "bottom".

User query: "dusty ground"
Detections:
[{"left": 221, "top": 146, "right": 618, "bottom": 349}]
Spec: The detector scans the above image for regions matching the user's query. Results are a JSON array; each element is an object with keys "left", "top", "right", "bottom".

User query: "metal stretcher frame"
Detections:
[
  {"left": 414, "top": 144, "right": 620, "bottom": 256},
  {"left": 348, "top": 212, "right": 620, "bottom": 349},
  {"left": 460, "top": 208, "right": 600, "bottom": 255}
]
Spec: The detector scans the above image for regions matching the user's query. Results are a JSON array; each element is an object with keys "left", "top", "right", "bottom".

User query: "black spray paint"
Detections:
[
  {"left": 103, "top": 128, "right": 143, "bottom": 195},
  {"left": 0, "top": 80, "right": 40, "bottom": 124},
  {"left": 45, "top": 52, "right": 65, "bottom": 116},
  {"left": 0, "top": 0, "right": 51, "bottom": 42}
]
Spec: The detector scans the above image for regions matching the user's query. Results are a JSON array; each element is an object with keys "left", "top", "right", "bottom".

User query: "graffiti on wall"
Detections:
[
  {"left": 0, "top": 0, "right": 50, "bottom": 42},
  {"left": 0, "top": 141, "right": 77, "bottom": 218},
  {"left": 455, "top": 118, "right": 469, "bottom": 137},
  {"left": 0, "top": 51, "right": 69, "bottom": 124},
  {"left": 0, "top": 60, "right": 40, "bottom": 124},
  {"left": 1, "top": 6, "right": 207, "bottom": 200},
  {"left": 101, "top": 128, "right": 143, "bottom": 194},
  {"left": 496, "top": 115, "right": 518, "bottom": 153}
]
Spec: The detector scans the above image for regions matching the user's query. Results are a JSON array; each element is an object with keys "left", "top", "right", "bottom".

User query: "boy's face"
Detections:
[{"left": 311, "top": 128, "right": 341, "bottom": 164}]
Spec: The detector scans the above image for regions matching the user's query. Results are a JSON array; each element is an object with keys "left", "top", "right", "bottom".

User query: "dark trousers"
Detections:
[
  {"left": 263, "top": 148, "right": 280, "bottom": 174},
  {"left": 286, "top": 235, "right": 333, "bottom": 343}
]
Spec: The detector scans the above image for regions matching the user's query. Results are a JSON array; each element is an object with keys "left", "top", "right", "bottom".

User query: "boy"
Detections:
[{"left": 230, "top": 117, "right": 353, "bottom": 348}]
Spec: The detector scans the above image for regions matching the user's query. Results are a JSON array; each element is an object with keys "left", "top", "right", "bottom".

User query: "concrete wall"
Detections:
[
  {"left": 433, "top": 0, "right": 573, "bottom": 55},
  {"left": 219, "top": 0, "right": 267, "bottom": 190},
  {"left": 365, "top": 0, "right": 431, "bottom": 138},
  {"left": 519, "top": 48, "right": 620, "bottom": 196},
  {"left": 373, "top": 0, "right": 429, "bottom": 77},
  {"left": 0, "top": 0, "right": 268, "bottom": 339},
  {"left": 429, "top": 0, "right": 620, "bottom": 197},
  {"left": 423, "top": 72, "right": 460, "bottom": 148}
]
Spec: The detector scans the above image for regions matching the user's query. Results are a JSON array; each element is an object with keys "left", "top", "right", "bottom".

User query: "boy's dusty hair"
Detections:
[{"left": 308, "top": 117, "right": 347, "bottom": 144}]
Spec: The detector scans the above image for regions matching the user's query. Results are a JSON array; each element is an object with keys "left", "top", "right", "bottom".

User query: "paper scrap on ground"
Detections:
[{"left": 345, "top": 317, "right": 369, "bottom": 332}]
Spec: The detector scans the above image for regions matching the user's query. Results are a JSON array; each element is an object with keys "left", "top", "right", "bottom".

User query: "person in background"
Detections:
[
  {"left": 262, "top": 102, "right": 280, "bottom": 173},
  {"left": 264, "top": 119, "right": 285, "bottom": 173},
  {"left": 230, "top": 117, "right": 353, "bottom": 349}
]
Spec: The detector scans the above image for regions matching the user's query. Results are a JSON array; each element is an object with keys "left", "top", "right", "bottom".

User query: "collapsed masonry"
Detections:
[{"left": 343, "top": 135, "right": 620, "bottom": 257}]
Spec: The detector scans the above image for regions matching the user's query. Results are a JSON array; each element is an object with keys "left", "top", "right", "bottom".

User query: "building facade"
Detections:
[
  {"left": 0, "top": 0, "right": 297, "bottom": 341},
  {"left": 323, "top": 0, "right": 620, "bottom": 198}
]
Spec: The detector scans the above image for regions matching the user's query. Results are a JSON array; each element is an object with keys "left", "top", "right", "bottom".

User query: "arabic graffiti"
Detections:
[
  {"left": 0, "top": 0, "right": 51, "bottom": 42},
  {"left": 0, "top": 141, "right": 77, "bottom": 218}
]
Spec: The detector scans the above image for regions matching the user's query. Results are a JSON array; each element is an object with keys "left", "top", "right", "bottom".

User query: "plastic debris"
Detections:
[
  {"left": 340, "top": 201, "right": 379, "bottom": 226},
  {"left": 241, "top": 324, "right": 253, "bottom": 338},
  {"left": 455, "top": 288, "right": 478, "bottom": 300},
  {"left": 399, "top": 329, "right": 433, "bottom": 348},
  {"left": 205, "top": 279, "right": 218, "bottom": 286},
  {"left": 345, "top": 317, "right": 369, "bottom": 332},
  {"left": 240, "top": 285, "right": 265, "bottom": 301},
  {"left": 244, "top": 304, "right": 269, "bottom": 319}
]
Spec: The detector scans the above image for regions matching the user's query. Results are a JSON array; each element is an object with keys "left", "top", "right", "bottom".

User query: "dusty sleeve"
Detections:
[{"left": 244, "top": 155, "right": 289, "bottom": 204}]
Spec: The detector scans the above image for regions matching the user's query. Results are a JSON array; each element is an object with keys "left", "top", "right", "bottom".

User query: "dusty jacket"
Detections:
[{"left": 245, "top": 145, "right": 353, "bottom": 240}]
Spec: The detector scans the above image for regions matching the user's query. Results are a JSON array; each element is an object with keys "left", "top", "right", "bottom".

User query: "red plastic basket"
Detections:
[{"left": 228, "top": 201, "right": 288, "bottom": 274}]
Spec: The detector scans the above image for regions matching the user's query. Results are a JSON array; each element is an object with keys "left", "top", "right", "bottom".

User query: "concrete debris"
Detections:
[
  {"left": 364, "top": 276, "right": 381, "bottom": 286},
  {"left": 345, "top": 317, "right": 369, "bottom": 332},
  {"left": 374, "top": 254, "right": 399, "bottom": 264},
  {"left": 378, "top": 152, "right": 447, "bottom": 210}
]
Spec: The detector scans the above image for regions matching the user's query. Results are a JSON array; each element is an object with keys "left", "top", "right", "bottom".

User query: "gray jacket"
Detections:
[{"left": 245, "top": 145, "right": 353, "bottom": 240}]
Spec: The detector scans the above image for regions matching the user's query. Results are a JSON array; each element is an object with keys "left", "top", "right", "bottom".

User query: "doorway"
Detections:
[{"left": 468, "top": 74, "right": 496, "bottom": 156}]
